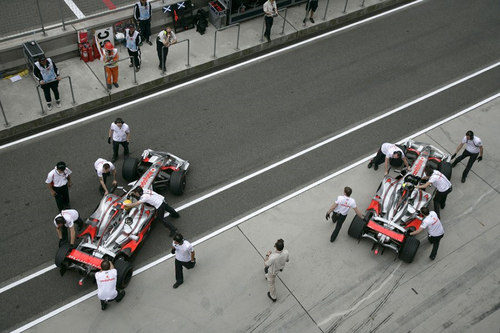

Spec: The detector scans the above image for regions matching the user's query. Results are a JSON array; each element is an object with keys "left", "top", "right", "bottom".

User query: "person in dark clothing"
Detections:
[
  {"left": 124, "top": 25, "right": 142, "bottom": 71},
  {"left": 134, "top": 0, "right": 152, "bottom": 45},
  {"left": 34, "top": 56, "right": 61, "bottom": 111},
  {"left": 46, "top": 161, "right": 72, "bottom": 211}
]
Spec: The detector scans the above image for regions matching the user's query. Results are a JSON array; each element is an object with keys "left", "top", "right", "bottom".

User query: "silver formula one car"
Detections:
[
  {"left": 55, "top": 149, "right": 189, "bottom": 287},
  {"left": 348, "top": 140, "right": 452, "bottom": 263}
]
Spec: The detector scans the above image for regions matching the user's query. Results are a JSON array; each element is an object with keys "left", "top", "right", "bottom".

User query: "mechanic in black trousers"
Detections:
[
  {"left": 416, "top": 166, "right": 452, "bottom": 218},
  {"left": 325, "top": 187, "right": 364, "bottom": 242},
  {"left": 96, "top": 260, "right": 125, "bottom": 310},
  {"left": 367, "top": 142, "right": 410, "bottom": 175},
  {"left": 108, "top": 117, "right": 131, "bottom": 163},
  {"left": 125, "top": 187, "right": 180, "bottom": 237},
  {"left": 133, "top": 0, "right": 152, "bottom": 45},
  {"left": 263, "top": 0, "right": 278, "bottom": 42},
  {"left": 409, "top": 207, "right": 444, "bottom": 260},
  {"left": 54, "top": 209, "right": 83, "bottom": 247},
  {"left": 34, "top": 55, "right": 61, "bottom": 111},
  {"left": 171, "top": 233, "right": 196, "bottom": 289},
  {"left": 45, "top": 161, "right": 72, "bottom": 211},
  {"left": 451, "top": 130, "right": 484, "bottom": 183}
]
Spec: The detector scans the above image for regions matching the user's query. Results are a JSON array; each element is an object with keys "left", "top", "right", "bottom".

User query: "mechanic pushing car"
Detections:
[
  {"left": 125, "top": 186, "right": 180, "bottom": 237},
  {"left": 96, "top": 260, "right": 126, "bottom": 310},
  {"left": 54, "top": 209, "right": 83, "bottom": 248},
  {"left": 94, "top": 158, "right": 117, "bottom": 195},
  {"left": 367, "top": 142, "right": 410, "bottom": 175},
  {"left": 409, "top": 207, "right": 444, "bottom": 260},
  {"left": 416, "top": 165, "right": 452, "bottom": 218}
]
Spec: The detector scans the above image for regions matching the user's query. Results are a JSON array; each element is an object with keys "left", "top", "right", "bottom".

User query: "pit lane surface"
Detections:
[{"left": 1, "top": 0, "right": 499, "bottom": 330}]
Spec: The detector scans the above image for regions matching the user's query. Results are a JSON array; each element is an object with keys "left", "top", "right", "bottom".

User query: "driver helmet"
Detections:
[{"left": 123, "top": 199, "right": 132, "bottom": 210}]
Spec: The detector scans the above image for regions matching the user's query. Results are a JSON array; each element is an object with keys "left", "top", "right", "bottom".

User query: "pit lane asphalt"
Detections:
[{"left": 1, "top": 0, "right": 500, "bottom": 330}]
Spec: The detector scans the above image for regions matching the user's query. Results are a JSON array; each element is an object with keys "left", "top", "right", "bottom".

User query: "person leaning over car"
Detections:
[
  {"left": 325, "top": 186, "right": 364, "bottom": 242},
  {"left": 94, "top": 158, "right": 117, "bottom": 195},
  {"left": 409, "top": 207, "right": 444, "bottom": 260},
  {"left": 367, "top": 142, "right": 410, "bottom": 175},
  {"left": 96, "top": 260, "right": 125, "bottom": 311},
  {"left": 54, "top": 209, "right": 83, "bottom": 247},
  {"left": 46, "top": 161, "right": 72, "bottom": 211},
  {"left": 416, "top": 165, "right": 452, "bottom": 218}
]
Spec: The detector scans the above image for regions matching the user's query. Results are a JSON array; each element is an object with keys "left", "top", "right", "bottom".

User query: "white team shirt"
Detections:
[
  {"left": 45, "top": 167, "right": 72, "bottom": 187},
  {"left": 420, "top": 211, "right": 444, "bottom": 237},
  {"left": 110, "top": 122, "right": 130, "bottom": 142},
  {"left": 381, "top": 143, "right": 405, "bottom": 158},
  {"left": 334, "top": 195, "right": 357, "bottom": 216},
  {"left": 263, "top": 0, "right": 277, "bottom": 16},
  {"left": 140, "top": 189, "right": 164, "bottom": 209},
  {"left": 428, "top": 170, "right": 451, "bottom": 192},
  {"left": 95, "top": 269, "right": 118, "bottom": 301},
  {"left": 53, "top": 209, "right": 79, "bottom": 228},
  {"left": 173, "top": 240, "right": 194, "bottom": 262},
  {"left": 265, "top": 250, "right": 289, "bottom": 275},
  {"left": 158, "top": 30, "right": 176, "bottom": 45},
  {"left": 94, "top": 158, "right": 115, "bottom": 178},
  {"left": 461, "top": 135, "right": 482, "bottom": 154}
]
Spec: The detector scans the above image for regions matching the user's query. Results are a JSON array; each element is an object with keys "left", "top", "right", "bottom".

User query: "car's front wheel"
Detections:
[
  {"left": 122, "top": 158, "right": 139, "bottom": 182},
  {"left": 169, "top": 170, "right": 186, "bottom": 195},
  {"left": 114, "top": 258, "right": 133, "bottom": 289}
]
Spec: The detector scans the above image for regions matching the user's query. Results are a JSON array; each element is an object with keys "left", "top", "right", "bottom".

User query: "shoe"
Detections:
[
  {"left": 429, "top": 255, "right": 436, "bottom": 260},
  {"left": 116, "top": 290, "right": 126, "bottom": 302},
  {"left": 129, "top": 64, "right": 134, "bottom": 67},
  {"left": 461, "top": 176, "right": 466, "bottom": 183},
  {"left": 146, "top": 40, "right": 153, "bottom": 46},
  {"left": 303, "top": 18, "right": 306, "bottom": 24},
  {"left": 113, "top": 83, "right": 119, "bottom": 88},
  {"left": 101, "top": 300, "right": 108, "bottom": 310},
  {"left": 330, "top": 236, "right": 335, "bottom": 243},
  {"left": 373, "top": 164, "right": 379, "bottom": 171},
  {"left": 106, "top": 84, "right": 112, "bottom": 90},
  {"left": 47, "top": 103, "right": 53, "bottom": 111},
  {"left": 440, "top": 202, "right": 446, "bottom": 209},
  {"left": 267, "top": 292, "right": 277, "bottom": 302},
  {"left": 171, "top": 212, "right": 180, "bottom": 218},
  {"left": 173, "top": 281, "right": 183, "bottom": 288},
  {"left": 56, "top": 100, "right": 61, "bottom": 108},
  {"left": 367, "top": 161, "right": 373, "bottom": 169},
  {"left": 310, "top": 17, "right": 315, "bottom": 23},
  {"left": 136, "top": 66, "right": 140, "bottom": 72},
  {"left": 59, "top": 265, "right": 67, "bottom": 276}
]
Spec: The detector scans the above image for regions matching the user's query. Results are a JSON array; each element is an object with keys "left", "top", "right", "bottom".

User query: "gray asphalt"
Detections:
[{"left": 1, "top": 0, "right": 500, "bottom": 330}]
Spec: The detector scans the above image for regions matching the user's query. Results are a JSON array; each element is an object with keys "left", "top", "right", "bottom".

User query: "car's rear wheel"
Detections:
[
  {"left": 399, "top": 236, "right": 420, "bottom": 263},
  {"left": 348, "top": 215, "right": 367, "bottom": 239},
  {"left": 122, "top": 158, "right": 139, "bottom": 182},
  {"left": 55, "top": 243, "right": 71, "bottom": 268},
  {"left": 169, "top": 170, "right": 186, "bottom": 195},
  {"left": 439, "top": 161, "right": 452, "bottom": 180},
  {"left": 114, "top": 258, "right": 133, "bottom": 289}
]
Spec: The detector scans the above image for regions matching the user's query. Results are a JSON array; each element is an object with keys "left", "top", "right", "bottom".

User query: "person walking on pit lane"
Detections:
[
  {"left": 326, "top": 186, "right": 364, "bottom": 242},
  {"left": 451, "top": 130, "right": 484, "bottom": 183},
  {"left": 264, "top": 238, "right": 289, "bottom": 302},
  {"left": 156, "top": 26, "right": 177, "bottom": 71},
  {"left": 108, "top": 117, "right": 130, "bottom": 163},
  {"left": 134, "top": 0, "right": 152, "bottom": 45},
  {"left": 102, "top": 42, "right": 119, "bottom": 90},
  {"left": 303, "top": 0, "right": 318, "bottom": 24},
  {"left": 367, "top": 142, "right": 410, "bottom": 175},
  {"left": 125, "top": 187, "right": 180, "bottom": 237},
  {"left": 94, "top": 158, "right": 117, "bottom": 195},
  {"left": 46, "top": 161, "right": 72, "bottom": 211},
  {"left": 34, "top": 55, "right": 61, "bottom": 111},
  {"left": 409, "top": 207, "right": 444, "bottom": 260},
  {"left": 171, "top": 233, "right": 196, "bottom": 289},
  {"left": 416, "top": 166, "right": 452, "bottom": 218},
  {"left": 96, "top": 260, "right": 126, "bottom": 310},
  {"left": 263, "top": 0, "right": 278, "bottom": 42},
  {"left": 124, "top": 24, "right": 141, "bottom": 71}
]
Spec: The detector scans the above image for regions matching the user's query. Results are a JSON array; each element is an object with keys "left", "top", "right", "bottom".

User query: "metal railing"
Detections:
[
  {"left": 161, "top": 39, "right": 191, "bottom": 75},
  {"left": 104, "top": 56, "right": 138, "bottom": 92},
  {"left": 0, "top": 98, "right": 9, "bottom": 127},
  {"left": 35, "top": 76, "right": 76, "bottom": 115},
  {"left": 213, "top": 23, "right": 241, "bottom": 59},
  {"left": 260, "top": 8, "right": 297, "bottom": 42},
  {"left": 323, "top": 0, "right": 331, "bottom": 20},
  {"left": 343, "top": 0, "right": 350, "bottom": 13}
]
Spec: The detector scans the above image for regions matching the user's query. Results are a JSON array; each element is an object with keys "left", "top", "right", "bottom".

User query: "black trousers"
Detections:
[
  {"left": 127, "top": 49, "right": 141, "bottom": 68},
  {"left": 41, "top": 81, "right": 60, "bottom": 103},
  {"left": 156, "top": 39, "right": 169, "bottom": 70},
  {"left": 454, "top": 150, "right": 478, "bottom": 179},
  {"left": 156, "top": 202, "right": 179, "bottom": 232},
  {"left": 138, "top": 19, "right": 151, "bottom": 41},
  {"left": 54, "top": 184, "right": 70, "bottom": 211},
  {"left": 113, "top": 140, "right": 129, "bottom": 159},
  {"left": 433, "top": 187, "right": 452, "bottom": 218},
  {"left": 428, "top": 234, "right": 443, "bottom": 258},
  {"left": 99, "top": 172, "right": 111, "bottom": 194},
  {"left": 175, "top": 258, "right": 195, "bottom": 283},
  {"left": 330, "top": 213, "right": 347, "bottom": 242},
  {"left": 372, "top": 148, "right": 403, "bottom": 168},
  {"left": 264, "top": 16, "right": 273, "bottom": 38}
]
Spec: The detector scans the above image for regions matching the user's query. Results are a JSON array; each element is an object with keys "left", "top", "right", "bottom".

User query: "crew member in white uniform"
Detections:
[
  {"left": 263, "top": 0, "right": 278, "bottom": 42},
  {"left": 124, "top": 24, "right": 141, "bottom": 70},
  {"left": 451, "top": 130, "right": 484, "bottom": 183},
  {"left": 417, "top": 165, "right": 452, "bottom": 218},
  {"left": 171, "top": 233, "right": 196, "bottom": 288},
  {"left": 125, "top": 186, "right": 180, "bottom": 236},
  {"left": 54, "top": 209, "right": 83, "bottom": 247},
  {"left": 325, "top": 186, "right": 364, "bottom": 242},
  {"left": 156, "top": 26, "right": 177, "bottom": 71},
  {"left": 264, "top": 238, "right": 289, "bottom": 302},
  {"left": 34, "top": 55, "right": 61, "bottom": 110},
  {"left": 94, "top": 158, "right": 117, "bottom": 195},
  {"left": 95, "top": 260, "right": 125, "bottom": 310},
  {"left": 368, "top": 142, "right": 410, "bottom": 175},
  {"left": 108, "top": 117, "right": 131, "bottom": 162},
  {"left": 133, "top": 0, "right": 152, "bottom": 45},
  {"left": 409, "top": 207, "right": 444, "bottom": 260},
  {"left": 46, "top": 161, "right": 72, "bottom": 211}
]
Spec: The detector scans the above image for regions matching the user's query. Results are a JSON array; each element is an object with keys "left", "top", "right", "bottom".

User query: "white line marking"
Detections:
[
  {"left": 0, "top": 0, "right": 426, "bottom": 151},
  {"left": 0, "top": 265, "right": 55, "bottom": 294},
  {"left": 63, "top": 0, "right": 85, "bottom": 19},
  {"left": 10, "top": 93, "right": 500, "bottom": 333}
]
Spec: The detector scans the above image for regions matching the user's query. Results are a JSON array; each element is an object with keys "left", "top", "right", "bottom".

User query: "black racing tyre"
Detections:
[
  {"left": 399, "top": 236, "right": 420, "bottom": 263},
  {"left": 55, "top": 243, "right": 71, "bottom": 268},
  {"left": 364, "top": 210, "right": 374, "bottom": 223},
  {"left": 438, "top": 161, "right": 452, "bottom": 180},
  {"left": 122, "top": 158, "right": 139, "bottom": 182},
  {"left": 169, "top": 170, "right": 186, "bottom": 195},
  {"left": 114, "top": 258, "right": 133, "bottom": 289},
  {"left": 348, "top": 215, "right": 367, "bottom": 239}
]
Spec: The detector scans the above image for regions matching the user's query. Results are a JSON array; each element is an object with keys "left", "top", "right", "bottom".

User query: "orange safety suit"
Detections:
[{"left": 103, "top": 48, "right": 119, "bottom": 84}]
